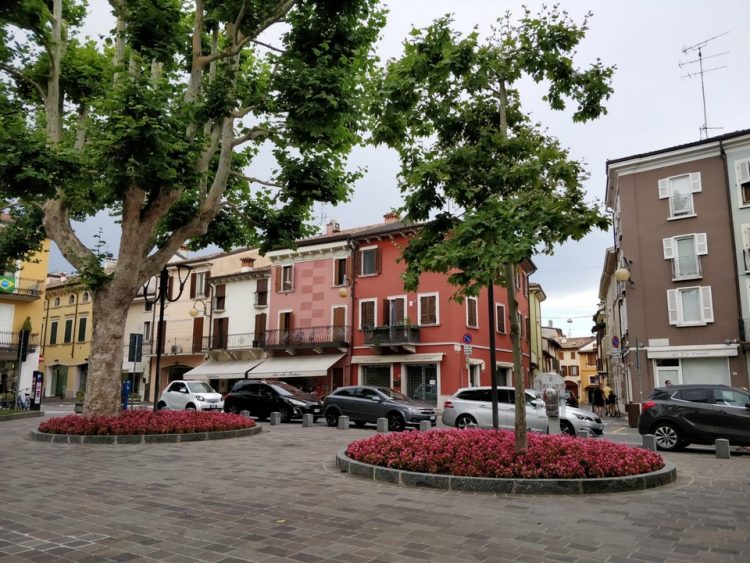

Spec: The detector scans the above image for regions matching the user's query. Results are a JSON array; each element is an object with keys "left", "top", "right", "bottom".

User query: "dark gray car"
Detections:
[{"left": 323, "top": 386, "right": 437, "bottom": 431}]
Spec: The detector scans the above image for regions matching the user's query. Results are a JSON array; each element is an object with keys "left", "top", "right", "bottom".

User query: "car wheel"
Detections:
[
  {"left": 325, "top": 408, "right": 340, "bottom": 427},
  {"left": 651, "top": 422, "right": 685, "bottom": 451},
  {"left": 156, "top": 401, "right": 167, "bottom": 411},
  {"left": 455, "top": 414, "right": 476, "bottom": 429},
  {"left": 387, "top": 412, "right": 406, "bottom": 432},
  {"left": 353, "top": 420, "right": 367, "bottom": 428},
  {"left": 279, "top": 408, "right": 291, "bottom": 423},
  {"left": 226, "top": 405, "right": 240, "bottom": 414},
  {"left": 560, "top": 420, "right": 575, "bottom": 436},
  {"left": 185, "top": 404, "right": 197, "bottom": 411}
]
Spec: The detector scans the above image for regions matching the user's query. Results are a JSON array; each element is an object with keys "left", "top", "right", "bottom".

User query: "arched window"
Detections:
[
  {"left": 82, "top": 292, "right": 90, "bottom": 303},
  {"left": 68, "top": 294, "right": 76, "bottom": 305},
  {"left": 53, "top": 297, "right": 60, "bottom": 307}
]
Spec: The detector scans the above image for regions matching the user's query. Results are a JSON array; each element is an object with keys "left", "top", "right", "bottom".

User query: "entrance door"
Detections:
[
  {"left": 406, "top": 364, "right": 437, "bottom": 405},
  {"left": 332, "top": 306, "right": 346, "bottom": 342}
]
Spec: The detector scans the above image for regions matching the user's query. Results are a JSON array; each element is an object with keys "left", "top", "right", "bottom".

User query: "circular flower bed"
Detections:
[
  {"left": 38, "top": 410, "right": 255, "bottom": 436},
  {"left": 346, "top": 429, "right": 664, "bottom": 479}
]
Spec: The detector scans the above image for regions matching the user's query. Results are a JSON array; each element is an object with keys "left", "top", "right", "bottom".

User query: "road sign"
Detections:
[
  {"left": 463, "top": 344, "right": 472, "bottom": 356},
  {"left": 612, "top": 335, "right": 620, "bottom": 349},
  {"left": 463, "top": 333, "right": 472, "bottom": 344}
]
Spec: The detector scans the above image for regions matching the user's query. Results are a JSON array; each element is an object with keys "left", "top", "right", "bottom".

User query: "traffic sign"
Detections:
[
  {"left": 612, "top": 335, "right": 620, "bottom": 349},
  {"left": 463, "top": 333, "right": 473, "bottom": 344},
  {"left": 463, "top": 344, "right": 472, "bottom": 356}
]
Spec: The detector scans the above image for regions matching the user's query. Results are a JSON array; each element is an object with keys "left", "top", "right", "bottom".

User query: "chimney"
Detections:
[
  {"left": 383, "top": 211, "right": 399, "bottom": 223},
  {"left": 326, "top": 219, "right": 341, "bottom": 235},
  {"left": 240, "top": 257, "right": 255, "bottom": 272}
]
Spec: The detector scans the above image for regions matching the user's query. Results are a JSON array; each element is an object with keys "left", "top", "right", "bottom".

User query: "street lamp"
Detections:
[
  {"left": 144, "top": 263, "right": 192, "bottom": 409},
  {"left": 189, "top": 298, "right": 209, "bottom": 318}
]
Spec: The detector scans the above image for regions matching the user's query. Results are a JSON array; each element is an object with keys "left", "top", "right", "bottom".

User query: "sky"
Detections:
[{"left": 58, "top": 0, "right": 750, "bottom": 337}]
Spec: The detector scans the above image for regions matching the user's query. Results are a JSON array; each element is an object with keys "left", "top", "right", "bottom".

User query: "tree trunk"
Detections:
[{"left": 506, "top": 263, "right": 527, "bottom": 453}]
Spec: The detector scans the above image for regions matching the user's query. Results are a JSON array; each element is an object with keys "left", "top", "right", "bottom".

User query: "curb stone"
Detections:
[
  {"left": 29, "top": 425, "right": 261, "bottom": 444},
  {"left": 336, "top": 447, "right": 676, "bottom": 495},
  {"left": 0, "top": 411, "right": 44, "bottom": 421}
]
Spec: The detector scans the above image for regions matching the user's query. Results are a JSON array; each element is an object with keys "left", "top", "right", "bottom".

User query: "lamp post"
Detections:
[{"left": 144, "top": 264, "right": 192, "bottom": 409}]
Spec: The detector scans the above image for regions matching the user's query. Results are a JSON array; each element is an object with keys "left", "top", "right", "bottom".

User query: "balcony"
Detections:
[
  {"left": 264, "top": 326, "right": 351, "bottom": 354},
  {"left": 143, "top": 336, "right": 202, "bottom": 356},
  {"left": 0, "top": 277, "right": 44, "bottom": 301},
  {"left": 0, "top": 331, "right": 40, "bottom": 359},
  {"left": 363, "top": 324, "right": 420, "bottom": 353}
]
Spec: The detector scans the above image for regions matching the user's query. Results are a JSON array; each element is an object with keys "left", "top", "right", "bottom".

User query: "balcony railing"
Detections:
[
  {"left": 264, "top": 326, "right": 351, "bottom": 349},
  {"left": 0, "top": 331, "right": 40, "bottom": 355},
  {"left": 207, "top": 332, "right": 264, "bottom": 351},
  {"left": 363, "top": 324, "right": 420, "bottom": 347},
  {"left": 143, "top": 336, "right": 202, "bottom": 356},
  {"left": 0, "top": 276, "right": 44, "bottom": 300}
]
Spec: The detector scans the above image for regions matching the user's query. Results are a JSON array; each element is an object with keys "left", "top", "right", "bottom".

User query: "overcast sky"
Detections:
[{"left": 59, "top": 0, "right": 750, "bottom": 336}]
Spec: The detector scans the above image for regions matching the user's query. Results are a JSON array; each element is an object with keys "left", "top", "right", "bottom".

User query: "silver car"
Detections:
[
  {"left": 157, "top": 380, "right": 224, "bottom": 411},
  {"left": 441, "top": 386, "right": 603, "bottom": 437}
]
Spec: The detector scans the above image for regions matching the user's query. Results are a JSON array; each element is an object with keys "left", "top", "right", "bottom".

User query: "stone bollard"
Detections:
[
  {"left": 642, "top": 434, "right": 657, "bottom": 451},
  {"left": 240, "top": 410, "right": 251, "bottom": 418},
  {"left": 337, "top": 415, "right": 349, "bottom": 430},
  {"left": 302, "top": 413, "right": 314, "bottom": 427},
  {"left": 376, "top": 418, "right": 388, "bottom": 433},
  {"left": 269, "top": 412, "right": 281, "bottom": 425},
  {"left": 576, "top": 430, "right": 588, "bottom": 438},
  {"left": 419, "top": 420, "right": 431, "bottom": 431},
  {"left": 715, "top": 438, "right": 730, "bottom": 459}
]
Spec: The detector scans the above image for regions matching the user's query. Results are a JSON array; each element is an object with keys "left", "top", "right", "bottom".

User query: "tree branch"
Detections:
[
  {"left": 0, "top": 63, "right": 46, "bottom": 104},
  {"left": 233, "top": 126, "right": 269, "bottom": 147},
  {"left": 250, "top": 38, "right": 284, "bottom": 53},
  {"left": 229, "top": 171, "right": 283, "bottom": 189},
  {"left": 42, "top": 200, "right": 96, "bottom": 272}
]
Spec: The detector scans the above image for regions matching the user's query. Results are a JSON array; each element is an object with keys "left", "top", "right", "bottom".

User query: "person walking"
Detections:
[
  {"left": 593, "top": 384, "right": 605, "bottom": 417},
  {"left": 606, "top": 389, "right": 619, "bottom": 417}
]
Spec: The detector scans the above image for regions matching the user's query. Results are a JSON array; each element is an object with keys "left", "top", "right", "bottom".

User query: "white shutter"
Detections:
[
  {"left": 743, "top": 225, "right": 750, "bottom": 250},
  {"left": 690, "top": 172, "right": 702, "bottom": 193},
  {"left": 737, "top": 160, "right": 750, "bottom": 184},
  {"left": 700, "top": 286, "right": 714, "bottom": 323},
  {"left": 658, "top": 178, "right": 669, "bottom": 199},
  {"left": 662, "top": 237, "right": 674, "bottom": 259},
  {"left": 694, "top": 233, "right": 708, "bottom": 256},
  {"left": 667, "top": 289, "right": 679, "bottom": 325}
]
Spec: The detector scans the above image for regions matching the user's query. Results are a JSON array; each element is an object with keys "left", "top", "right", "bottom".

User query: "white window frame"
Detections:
[
  {"left": 359, "top": 246, "right": 378, "bottom": 277},
  {"left": 195, "top": 271, "right": 207, "bottom": 298},
  {"left": 495, "top": 303, "right": 506, "bottom": 334},
  {"left": 281, "top": 264, "right": 293, "bottom": 292},
  {"left": 359, "top": 298, "right": 377, "bottom": 330},
  {"left": 658, "top": 172, "right": 701, "bottom": 220},
  {"left": 667, "top": 286, "right": 714, "bottom": 326},
  {"left": 385, "top": 295, "right": 407, "bottom": 325},
  {"left": 417, "top": 292, "right": 439, "bottom": 326},
  {"left": 466, "top": 296, "right": 478, "bottom": 328},
  {"left": 332, "top": 257, "right": 348, "bottom": 287},
  {"left": 736, "top": 159, "right": 750, "bottom": 207},
  {"left": 742, "top": 224, "right": 750, "bottom": 273},
  {"left": 143, "top": 321, "right": 151, "bottom": 342},
  {"left": 662, "top": 233, "right": 707, "bottom": 280}
]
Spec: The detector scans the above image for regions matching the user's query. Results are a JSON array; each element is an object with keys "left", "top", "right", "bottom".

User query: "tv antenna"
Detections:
[{"left": 679, "top": 32, "right": 729, "bottom": 139}]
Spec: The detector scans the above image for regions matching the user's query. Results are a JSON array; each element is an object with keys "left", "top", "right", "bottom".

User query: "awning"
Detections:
[
  {"left": 351, "top": 353, "right": 444, "bottom": 365},
  {"left": 246, "top": 354, "right": 345, "bottom": 379},
  {"left": 183, "top": 358, "right": 265, "bottom": 380}
]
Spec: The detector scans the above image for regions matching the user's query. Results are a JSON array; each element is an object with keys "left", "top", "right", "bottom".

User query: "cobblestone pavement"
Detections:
[{"left": 1, "top": 411, "right": 748, "bottom": 562}]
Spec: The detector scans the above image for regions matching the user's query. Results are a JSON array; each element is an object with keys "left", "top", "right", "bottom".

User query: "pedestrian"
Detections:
[
  {"left": 606, "top": 389, "right": 619, "bottom": 417},
  {"left": 592, "top": 384, "right": 605, "bottom": 416}
]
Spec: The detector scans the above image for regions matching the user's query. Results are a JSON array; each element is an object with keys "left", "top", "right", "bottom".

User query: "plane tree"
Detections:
[
  {"left": 372, "top": 6, "right": 613, "bottom": 451},
  {"left": 0, "top": 0, "right": 385, "bottom": 415}
]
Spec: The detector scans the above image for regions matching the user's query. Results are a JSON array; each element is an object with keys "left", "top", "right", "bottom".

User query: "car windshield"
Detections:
[
  {"left": 269, "top": 382, "right": 304, "bottom": 397},
  {"left": 376, "top": 388, "right": 410, "bottom": 401},
  {"left": 186, "top": 382, "right": 215, "bottom": 393}
]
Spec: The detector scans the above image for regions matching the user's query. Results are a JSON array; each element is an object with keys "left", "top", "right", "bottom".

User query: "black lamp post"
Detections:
[{"left": 144, "top": 263, "right": 192, "bottom": 410}]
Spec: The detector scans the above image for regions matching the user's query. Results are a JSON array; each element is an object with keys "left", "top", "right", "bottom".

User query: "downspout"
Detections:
[
  {"left": 71, "top": 286, "right": 80, "bottom": 359},
  {"left": 346, "top": 238, "right": 356, "bottom": 387}
]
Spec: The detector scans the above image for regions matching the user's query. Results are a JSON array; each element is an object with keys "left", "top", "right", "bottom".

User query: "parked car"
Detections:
[
  {"left": 638, "top": 384, "right": 750, "bottom": 451},
  {"left": 157, "top": 380, "right": 224, "bottom": 411},
  {"left": 441, "top": 386, "right": 604, "bottom": 437},
  {"left": 323, "top": 386, "right": 437, "bottom": 431},
  {"left": 223, "top": 380, "right": 323, "bottom": 422},
  {"left": 563, "top": 390, "right": 579, "bottom": 408}
]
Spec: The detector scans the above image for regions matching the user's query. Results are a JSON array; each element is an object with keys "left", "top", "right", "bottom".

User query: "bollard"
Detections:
[
  {"left": 576, "top": 430, "right": 588, "bottom": 438},
  {"left": 240, "top": 410, "right": 251, "bottom": 418},
  {"left": 337, "top": 415, "right": 349, "bottom": 430},
  {"left": 715, "top": 438, "right": 730, "bottom": 459},
  {"left": 376, "top": 418, "right": 388, "bottom": 433},
  {"left": 642, "top": 434, "right": 657, "bottom": 451},
  {"left": 419, "top": 420, "right": 431, "bottom": 432},
  {"left": 302, "top": 413, "right": 314, "bottom": 427},
  {"left": 270, "top": 412, "right": 281, "bottom": 425}
]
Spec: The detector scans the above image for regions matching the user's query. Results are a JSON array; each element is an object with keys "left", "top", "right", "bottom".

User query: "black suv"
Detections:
[
  {"left": 323, "top": 386, "right": 436, "bottom": 431},
  {"left": 638, "top": 384, "right": 750, "bottom": 451},
  {"left": 223, "top": 380, "right": 323, "bottom": 422}
]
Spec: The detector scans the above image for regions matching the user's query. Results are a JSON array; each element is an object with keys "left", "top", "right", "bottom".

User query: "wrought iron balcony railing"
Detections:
[
  {"left": 264, "top": 326, "right": 351, "bottom": 349},
  {"left": 0, "top": 276, "right": 44, "bottom": 299},
  {"left": 363, "top": 324, "right": 420, "bottom": 347},
  {"left": 0, "top": 331, "right": 40, "bottom": 354}
]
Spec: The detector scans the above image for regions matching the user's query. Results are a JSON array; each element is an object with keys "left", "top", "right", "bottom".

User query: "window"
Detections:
[
  {"left": 276, "top": 265, "right": 293, "bottom": 292},
  {"left": 190, "top": 272, "right": 207, "bottom": 298},
  {"left": 214, "top": 283, "right": 226, "bottom": 310},
  {"left": 53, "top": 297, "right": 60, "bottom": 307},
  {"left": 658, "top": 172, "right": 701, "bottom": 219},
  {"left": 63, "top": 318, "right": 74, "bottom": 344},
  {"left": 360, "top": 299, "right": 376, "bottom": 329},
  {"left": 466, "top": 296, "right": 478, "bottom": 328},
  {"left": 333, "top": 257, "right": 349, "bottom": 286},
  {"left": 586, "top": 352, "right": 596, "bottom": 366},
  {"left": 569, "top": 351, "right": 576, "bottom": 359},
  {"left": 255, "top": 278, "right": 268, "bottom": 307},
  {"left": 143, "top": 321, "right": 151, "bottom": 342},
  {"left": 496, "top": 303, "right": 506, "bottom": 333},
  {"left": 358, "top": 247, "right": 380, "bottom": 276},
  {"left": 557, "top": 350, "right": 564, "bottom": 360},
  {"left": 418, "top": 293, "right": 438, "bottom": 325},
  {"left": 383, "top": 296, "right": 405, "bottom": 325},
  {"left": 742, "top": 225, "right": 750, "bottom": 272},
  {"left": 736, "top": 159, "right": 750, "bottom": 206},
  {"left": 68, "top": 294, "right": 76, "bottom": 305},
  {"left": 49, "top": 320, "right": 58, "bottom": 345},
  {"left": 77, "top": 317, "right": 87, "bottom": 342},
  {"left": 663, "top": 233, "right": 707, "bottom": 279},
  {"left": 667, "top": 286, "right": 714, "bottom": 326},
  {"left": 82, "top": 292, "right": 90, "bottom": 303}
]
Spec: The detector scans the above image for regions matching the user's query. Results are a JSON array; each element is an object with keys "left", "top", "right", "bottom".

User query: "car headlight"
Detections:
[
  {"left": 574, "top": 414, "right": 593, "bottom": 422},
  {"left": 195, "top": 395, "right": 206, "bottom": 402},
  {"left": 287, "top": 399, "right": 306, "bottom": 407},
  {"left": 407, "top": 406, "right": 424, "bottom": 414}
]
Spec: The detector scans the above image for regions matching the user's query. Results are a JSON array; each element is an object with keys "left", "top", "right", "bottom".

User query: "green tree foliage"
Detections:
[
  {"left": 0, "top": 0, "right": 385, "bottom": 415},
  {"left": 373, "top": 6, "right": 613, "bottom": 451}
]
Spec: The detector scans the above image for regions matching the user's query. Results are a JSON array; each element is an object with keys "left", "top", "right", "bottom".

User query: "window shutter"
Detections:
[
  {"left": 383, "top": 299, "right": 390, "bottom": 326},
  {"left": 167, "top": 275, "right": 174, "bottom": 300},
  {"left": 737, "top": 160, "right": 750, "bottom": 184},
  {"left": 700, "top": 286, "right": 714, "bottom": 323},
  {"left": 667, "top": 290, "right": 678, "bottom": 325},
  {"left": 354, "top": 250, "right": 362, "bottom": 277},
  {"left": 275, "top": 266, "right": 282, "bottom": 292},
  {"left": 662, "top": 237, "right": 674, "bottom": 260},
  {"left": 345, "top": 256, "right": 353, "bottom": 284},
  {"left": 189, "top": 273, "right": 196, "bottom": 299},
  {"left": 375, "top": 247, "right": 382, "bottom": 274},
  {"left": 192, "top": 317, "right": 204, "bottom": 352},
  {"left": 690, "top": 172, "right": 702, "bottom": 193},
  {"left": 496, "top": 304, "right": 506, "bottom": 333},
  {"left": 695, "top": 233, "right": 708, "bottom": 256},
  {"left": 743, "top": 225, "right": 750, "bottom": 250},
  {"left": 658, "top": 178, "right": 669, "bottom": 199}
]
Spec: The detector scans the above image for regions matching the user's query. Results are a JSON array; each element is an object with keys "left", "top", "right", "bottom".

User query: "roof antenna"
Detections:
[{"left": 679, "top": 32, "right": 729, "bottom": 140}]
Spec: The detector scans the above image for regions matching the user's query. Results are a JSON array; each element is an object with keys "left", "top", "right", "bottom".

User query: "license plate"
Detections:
[
  {"left": 312, "top": 408, "right": 321, "bottom": 413},
  {"left": 430, "top": 416, "right": 436, "bottom": 421}
]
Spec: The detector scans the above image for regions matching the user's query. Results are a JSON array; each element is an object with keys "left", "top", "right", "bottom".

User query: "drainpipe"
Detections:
[{"left": 346, "top": 239, "right": 356, "bottom": 387}]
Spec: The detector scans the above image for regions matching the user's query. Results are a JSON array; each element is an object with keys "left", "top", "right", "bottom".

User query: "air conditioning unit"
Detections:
[{"left": 171, "top": 344, "right": 182, "bottom": 354}]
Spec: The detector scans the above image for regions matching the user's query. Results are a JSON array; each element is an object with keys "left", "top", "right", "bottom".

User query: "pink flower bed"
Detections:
[
  {"left": 38, "top": 410, "right": 255, "bottom": 436},
  {"left": 346, "top": 429, "right": 664, "bottom": 479}
]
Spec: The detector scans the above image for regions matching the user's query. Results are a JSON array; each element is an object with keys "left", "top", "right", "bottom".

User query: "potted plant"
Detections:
[{"left": 74, "top": 390, "right": 85, "bottom": 413}]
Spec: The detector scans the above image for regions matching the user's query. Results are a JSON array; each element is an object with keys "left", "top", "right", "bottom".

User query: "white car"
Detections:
[{"left": 157, "top": 380, "right": 224, "bottom": 411}]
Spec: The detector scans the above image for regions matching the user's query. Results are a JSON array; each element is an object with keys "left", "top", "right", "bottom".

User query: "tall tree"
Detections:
[
  {"left": 373, "top": 7, "right": 613, "bottom": 451},
  {"left": 0, "top": 0, "right": 385, "bottom": 415}
]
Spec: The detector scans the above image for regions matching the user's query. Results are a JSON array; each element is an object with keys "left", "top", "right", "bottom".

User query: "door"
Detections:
[
  {"left": 474, "top": 388, "right": 504, "bottom": 428},
  {"left": 279, "top": 312, "right": 292, "bottom": 344},
  {"left": 406, "top": 364, "right": 437, "bottom": 406},
  {"left": 353, "top": 386, "right": 384, "bottom": 422},
  {"left": 254, "top": 313, "right": 266, "bottom": 347},
  {"left": 165, "top": 381, "right": 188, "bottom": 409},
  {"left": 711, "top": 387, "right": 750, "bottom": 444},
  {"left": 671, "top": 387, "right": 717, "bottom": 438},
  {"left": 332, "top": 306, "right": 346, "bottom": 342}
]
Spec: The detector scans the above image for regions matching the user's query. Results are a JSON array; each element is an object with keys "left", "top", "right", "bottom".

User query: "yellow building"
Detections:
[
  {"left": 0, "top": 234, "right": 49, "bottom": 396},
  {"left": 41, "top": 276, "right": 93, "bottom": 398}
]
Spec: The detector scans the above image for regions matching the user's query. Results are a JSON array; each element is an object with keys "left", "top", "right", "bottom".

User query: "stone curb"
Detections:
[
  {"left": 336, "top": 448, "right": 676, "bottom": 495},
  {"left": 29, "top": 425, "right": 262, "bottom": 444},
  {"left": 0, "top": 411, "right": 44, "bottom": 422}
]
